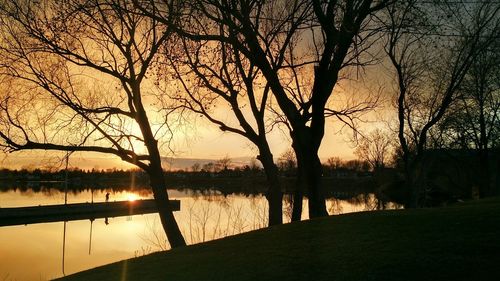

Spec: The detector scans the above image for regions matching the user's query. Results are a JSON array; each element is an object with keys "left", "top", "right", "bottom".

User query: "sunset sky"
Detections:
[
  {"left": 0, "top": 59, "right": 390, "bottom": 171},
  {"left": 0, "top": 116, "right": 375, "bottom": 170},
  {"left": 0, "top": 0, "right": 395, "bottom": 171}
]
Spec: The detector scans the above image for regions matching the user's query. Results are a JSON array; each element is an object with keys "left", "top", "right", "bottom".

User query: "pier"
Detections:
[{"left": 0, "top": 199, "right": 180, "bottom": 227}]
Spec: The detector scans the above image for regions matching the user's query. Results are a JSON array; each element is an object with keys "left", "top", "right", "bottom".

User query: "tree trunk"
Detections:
[
  {"left": 129, "top": 80, "right": 186, "bottom": 248},
  {"left": 478, "top": 148, "right": 490, "bottom": 198},
  {"left": 148, "top": 166, "right": 186, "bottom": 248},
  {"left": 303, "top": 154, "right": 328, "bottom": 218},
  {"left": 291, "top": 179, "right": 304, "bottom": 222},
  {"left": 292, "top": 133, "right": 328, "bottom": 219},
  {"left": 258, "top": 150, "right": 283, "bottom": 226},
  {"left": 478, "top": 104, "right": 491, "bottom": 198},
  {"left": 406, "top": 153, "right": 425, "bottom": 208}
]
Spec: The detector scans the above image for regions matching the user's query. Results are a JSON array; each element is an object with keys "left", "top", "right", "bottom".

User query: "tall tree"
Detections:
[
  {"left": 383, "top": 0, "right": 500, "bottom": 206},
  {"left": 160, "top": 27, "right": 285, "bottom": 225},
  {"left": 437, "top": 38, "right": 500, "bottom": 196},
  {"left": 137, "top": 0, "right": 387, "bottom": 220},
  {"left": 0, "top": 0, "right": 186, "bottom": 247}
]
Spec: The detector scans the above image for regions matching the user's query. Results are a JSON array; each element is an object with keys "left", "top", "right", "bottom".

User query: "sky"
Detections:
[
  {"left": 0, "top": 109, "right": 391, "bottom": 171},
  {"left": 0, "top": 6, "right": 396, "bottom": 171},
  {"left": 0, "top": 63, "right": 394, "bottom": 171},
  {"left": 0, "top": 122, "right": 355, "bottom": 170}
]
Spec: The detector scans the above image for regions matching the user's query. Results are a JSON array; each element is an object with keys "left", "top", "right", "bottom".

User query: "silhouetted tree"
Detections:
[
  {"left": 323, "top": 156, "right": 343, "bottom": 176},
  {"left": 160, "top": 24, "right": 285, "bottom": 225},
  {"left": 216, "top": 156, "right": 232, "bottom": 171},
  {"left": 138, "top": 0, "right": 390, "bottom": 220},
  {"left": 383, "top": 0, "right": 500, "bottom": 206},
  {"left": 354, "top": 129, "right": 392, "bottom": 170},
  {"left": 0, "top": 0, "right": 186, "bottom": 247},
  {"left": 277, "top": 149, "right": 297, "bottom": 175},
  {"left": 191, "top": 162, "right": 201, "bottom": 172},
  {"left": 343, "top": 159, "right": 370, "bottom": 173},
  {"left": 326, "top": 157, "right": 343, "bottom": 170},
  {"left": 202, "top": 162, "right": 215, "bottom": 172},
  {"left": 437, "top": 38, "right": 500, "bottom": 196}
]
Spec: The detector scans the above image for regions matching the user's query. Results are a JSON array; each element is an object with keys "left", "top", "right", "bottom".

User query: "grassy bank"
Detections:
[{"left": 59, "top": 198, "right": 500, "bottom": 281}]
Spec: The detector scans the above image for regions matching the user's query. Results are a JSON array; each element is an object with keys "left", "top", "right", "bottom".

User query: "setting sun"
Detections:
[
  {"left": 126, "top": 193, "right": 139, "bottom": 202},
  {"left": 0, "top": 0, "right": 498, "bottom": 280}
]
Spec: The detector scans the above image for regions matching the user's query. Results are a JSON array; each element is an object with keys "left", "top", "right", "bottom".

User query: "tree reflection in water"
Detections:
[
  {"left": 139, "top": 192, "right": 270, "bottom": 251},
  {"left": 0, "top": 186, "right": 404, "bottom": 279},
  {"left": 328, "top": 193, "right": 404, "bottom": 215},
  {"left": 138, "top": 191, "right": 403, "bottom": 254}
]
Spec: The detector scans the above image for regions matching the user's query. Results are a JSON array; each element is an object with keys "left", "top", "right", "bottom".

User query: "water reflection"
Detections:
[
  {"left": 176, "top": 192, "right": 270, "bottom": 244},
  {"left": 0, "top": 187, "right": 401, "bottom": 280},
  {"left": 327, "top": 193, "right": 403, "bottom": 215}
]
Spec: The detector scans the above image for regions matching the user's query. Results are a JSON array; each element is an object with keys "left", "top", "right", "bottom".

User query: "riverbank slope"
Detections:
[{"left": 59, "top": 198, "right": 500, "bottom": 281}]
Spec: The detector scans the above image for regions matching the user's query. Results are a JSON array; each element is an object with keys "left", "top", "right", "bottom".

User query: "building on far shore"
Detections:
[{"left": 414, "top": 149, "right": 499, "bottom": 203}]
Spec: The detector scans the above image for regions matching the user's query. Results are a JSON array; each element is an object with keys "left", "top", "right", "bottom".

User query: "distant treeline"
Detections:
[
  {"left": 0, "top": 159, "right": 383, "bottom": 198},
  {"left": 0, "top": 157, "right": 375, "bottom": 183}
]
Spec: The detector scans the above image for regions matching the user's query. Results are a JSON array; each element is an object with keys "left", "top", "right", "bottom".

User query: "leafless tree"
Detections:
[
  {"left": 0, "top": 0, "right": 186, "bottom": 247},
  {"left": 326, "top": 157, "right": 343, "bottom": 170},
  {"left": 343, "top": 159, "right": 370, "bottom": 172},
  {"left": 277, "top": 149, "right": 297, "bottom": 174},
  {"left": 323, "top": 156, "right": 343, "bottom": 176},
  {"left": 383, "top": 0, "right": 500, "bottom": 206},
  {"left": 216, "top": 155, "right": 232, "bottom": 171},
  {"left": 354, "top": 128, "right": 392, "bottom": 170},
  {"left": 136, "top": 0, "right": 390, "bottom": 220},
  {"left": 437, "top": 38, "right": 500, "bottom": 196},
  {"left": 134, "top": 0, "right": 301, "bottom": 225},
  {"left": 202, "top": 162, "right": 215, "bottom": 172},
  {"left": 159, "top": 26, "right": 285, "bottom": 225},
  {"left": 191, "top": 162, "right": 201, "bottom": 172}
]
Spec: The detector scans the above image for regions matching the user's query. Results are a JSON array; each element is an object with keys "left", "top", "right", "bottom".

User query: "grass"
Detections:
[{"left": 58, "top": 198, "right": 500, "bottom": 281}]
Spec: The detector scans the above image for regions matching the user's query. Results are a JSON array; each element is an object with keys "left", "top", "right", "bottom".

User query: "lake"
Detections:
[{"left": 0, "top": 186, "right": 402, "bottom": 280}]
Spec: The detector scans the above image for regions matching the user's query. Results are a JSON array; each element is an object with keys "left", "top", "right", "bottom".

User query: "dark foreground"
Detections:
[{"left": 58, "top": 198, "right": 500, "bottom": 281}]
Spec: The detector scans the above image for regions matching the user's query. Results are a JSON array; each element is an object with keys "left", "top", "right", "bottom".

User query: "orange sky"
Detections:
[
  {"left": 0, "top": 37, "right": 394, "bottom": 171},
  {"left": 0, "top": 111, "right": 392, "bottom": 170}
]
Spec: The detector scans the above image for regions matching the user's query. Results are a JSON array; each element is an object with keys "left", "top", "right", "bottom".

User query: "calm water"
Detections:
[{"left": 0, "top": 187, "right": 402, "bottom": 280}]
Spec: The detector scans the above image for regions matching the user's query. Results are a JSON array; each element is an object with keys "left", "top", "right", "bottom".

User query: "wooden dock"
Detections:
[{"left": 0, "top": 199, "right": 180, "bottom": 227}]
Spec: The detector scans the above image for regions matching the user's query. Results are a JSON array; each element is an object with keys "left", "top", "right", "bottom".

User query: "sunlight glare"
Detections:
[{"left": 126, "top": 193, "right": 138, "bottom": 202}]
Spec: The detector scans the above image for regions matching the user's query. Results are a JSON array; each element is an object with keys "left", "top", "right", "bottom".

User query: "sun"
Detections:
[{"left": 126, "top": 193, "right": 139, "bottom": 202}]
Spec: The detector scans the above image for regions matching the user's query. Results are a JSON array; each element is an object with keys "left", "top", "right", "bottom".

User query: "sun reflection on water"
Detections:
[
  {"left": 126, "top": 193, "right": 139, "bottom": 202},
  {"left": 0, "top": 188, "right": 401, "bottom": 280}
]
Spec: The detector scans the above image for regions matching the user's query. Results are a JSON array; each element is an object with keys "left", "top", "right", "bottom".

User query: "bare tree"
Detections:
[
  {"left": 137, "top": 0, "right": 390, "bottom": 220},
  {"left": 191, "top": 162, "right": 201, "bottom": 172},
  {"left": 323, "top": 156, "right": 343, "bottom": 176},
  {"left": 326, "top": 157, "right": 343, "bottom": 170},
  {"left": 343, "top": 159, "right": 370, "bottom": 172},
  {"left": 383, "top": 0, "right": 500, "bottom": 206},
  {"left": 202, "top": 162, "right": 215, "bottom": 172},
  {"left": 354, "top": 129, "right": 392, "bottom": 170},
  {"left": 277, "top": 149, "right": 297, "bottom": 174},
  {"left": 216, "top": 156, "right": 232, "bottom": 171},
  {"left": 437, "top": 38, "right": 500, "bottom": 196},
  {"left": 459, "top": 43, "right": 499, "bottom": 197},
  {"left": 0, "top": 0, "right": 186, "bottom": 247},
  {"left": 157, "top": 22, "right": 285, "bottom": 225}
]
